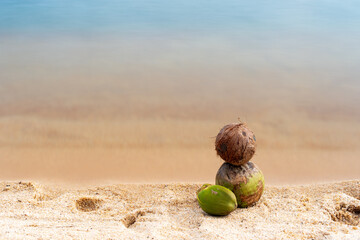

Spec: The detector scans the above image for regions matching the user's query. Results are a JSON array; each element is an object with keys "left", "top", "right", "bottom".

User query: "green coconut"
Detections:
[
  {"left": 197, "top": 184, "right": 237, "bottom": 216},
  {"left": 215, "top": 162, "right": 264, "bottom": 208}
]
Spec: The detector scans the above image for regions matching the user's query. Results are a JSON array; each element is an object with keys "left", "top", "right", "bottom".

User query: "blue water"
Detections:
[
  {"left": 0, "top": 0, "right": 359, "bottom": 118},
  {"left": 1, "top": 0, "right": 359, "bottom": 35}
]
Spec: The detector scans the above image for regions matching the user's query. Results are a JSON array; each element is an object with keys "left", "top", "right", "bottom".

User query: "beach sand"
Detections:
[{"left": 0, "top": 180, "right": 359, "bottom": 239}]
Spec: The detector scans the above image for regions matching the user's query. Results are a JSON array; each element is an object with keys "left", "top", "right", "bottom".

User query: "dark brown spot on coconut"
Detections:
[
  {"left": 242, "top": 131, "right": 247, "bottom": 136},
  {"left": 220, "top": 143, "right": 227, "bottom": 153}
]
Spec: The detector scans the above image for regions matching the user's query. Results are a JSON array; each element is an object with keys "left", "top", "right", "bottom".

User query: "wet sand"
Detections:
[{"left": 0, "top": 115, "right": 359, "bottom": 183}]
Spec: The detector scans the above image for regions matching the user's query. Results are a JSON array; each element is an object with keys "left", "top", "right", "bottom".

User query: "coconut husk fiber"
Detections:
[{"left": 215, "top": 122, "right": 256, "bottom": 165}]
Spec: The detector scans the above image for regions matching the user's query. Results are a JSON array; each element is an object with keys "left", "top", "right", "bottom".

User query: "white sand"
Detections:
[{"left": 0, "top": 180, "right": 359, "bottom": 240}]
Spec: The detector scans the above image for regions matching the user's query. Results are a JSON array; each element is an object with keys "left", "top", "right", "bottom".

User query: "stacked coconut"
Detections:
[
  {"left": 197, "top": 122, "right": 264, "bottom": 216},
  {"left": 215, "top": 122, "right": 264, "bottom": 208}
]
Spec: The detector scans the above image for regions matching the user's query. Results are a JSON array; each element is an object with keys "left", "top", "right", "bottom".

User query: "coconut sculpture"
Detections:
[
  {"left": 197, "top": 121, "right": 264, "bottom": 215},
  {"left": 215, "top": 122, "right": 264, "bottom": 208}
]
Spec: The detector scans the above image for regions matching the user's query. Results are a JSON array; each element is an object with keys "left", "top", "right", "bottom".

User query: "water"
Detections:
[
  {"left": 1, "top": 0, "right": 359, "bottom": 33},
  {"left": 0, "top": 0, "right": 359, "bottom": 183}
]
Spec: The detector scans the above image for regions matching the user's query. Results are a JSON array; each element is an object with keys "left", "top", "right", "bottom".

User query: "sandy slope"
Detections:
[{"left": 0, "top": 180, "right": 359, "bottom": 240}]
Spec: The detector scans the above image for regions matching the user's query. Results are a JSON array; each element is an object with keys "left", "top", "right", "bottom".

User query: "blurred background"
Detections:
[{"left": 0, "top": 0, "right": 359, "bottom": 184}]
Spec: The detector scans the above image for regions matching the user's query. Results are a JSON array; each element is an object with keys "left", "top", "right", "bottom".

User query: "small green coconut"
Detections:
[
  {"left": 197, "top": 184, "right": 237, "bottom": 216},
  {"left": 216, "top": 162, "right": 264, "bottom": 208},
  {"left": 215, "top": 122, "right": 256, "bottom": 166}
]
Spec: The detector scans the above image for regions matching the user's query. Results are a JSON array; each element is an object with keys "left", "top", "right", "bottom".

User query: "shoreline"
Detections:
[{"left": 1, "top": 178, "right": 360, "bottom": 186}]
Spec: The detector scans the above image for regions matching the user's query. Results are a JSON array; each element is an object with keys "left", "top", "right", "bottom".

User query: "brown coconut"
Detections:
[
  {"left": 215, "top": 162, "right": 264, "bottom": 208},
  {"left": 215, "top": 122, "right": 256, "bottom": 165}
]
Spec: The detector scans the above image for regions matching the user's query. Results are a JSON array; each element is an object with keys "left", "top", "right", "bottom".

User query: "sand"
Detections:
[
  {"left": 0, "top": 180, "right": 359, "bottom": 240},
  {"left": 1, "top": 116, "right": 360, "bottom": 184}
]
